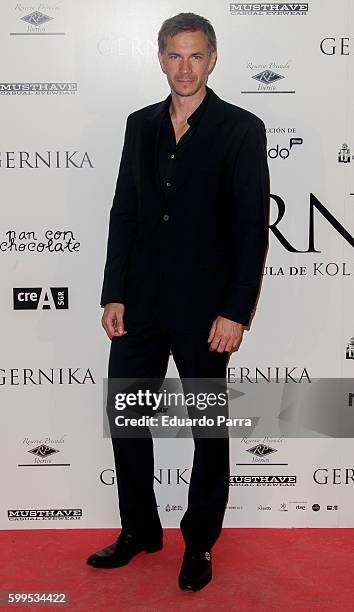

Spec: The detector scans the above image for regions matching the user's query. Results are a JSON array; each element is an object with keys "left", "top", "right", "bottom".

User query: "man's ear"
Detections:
[
  {"left": 208, "top": 52, "right": 217, "bottom": 75},
  {"left": 158, "top": 52, "right": 166, "bottom": 74}
]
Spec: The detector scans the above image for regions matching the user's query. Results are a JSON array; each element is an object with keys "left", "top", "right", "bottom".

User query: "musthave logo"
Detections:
[{"left": 230, "top": 3, "right": 309, "bottom": 16}]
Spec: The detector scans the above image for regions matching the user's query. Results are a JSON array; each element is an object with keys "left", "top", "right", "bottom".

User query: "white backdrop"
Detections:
[{"left": 1, "top": 0, "right": 354, "bottom": 529}]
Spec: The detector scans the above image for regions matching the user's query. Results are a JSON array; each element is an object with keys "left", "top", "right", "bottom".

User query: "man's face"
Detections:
[{"left": 158, "top": 30, "right": 217, "bottom": 98}]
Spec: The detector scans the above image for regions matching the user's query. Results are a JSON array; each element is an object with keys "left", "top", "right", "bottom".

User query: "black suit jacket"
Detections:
[{"left": 100, "top": 87, "right": 270, "bottom": 331}]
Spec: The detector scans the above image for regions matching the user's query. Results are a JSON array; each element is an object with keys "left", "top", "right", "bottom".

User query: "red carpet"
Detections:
[{"left": 1, "top": 528, "right": 353, "bottom": 611}]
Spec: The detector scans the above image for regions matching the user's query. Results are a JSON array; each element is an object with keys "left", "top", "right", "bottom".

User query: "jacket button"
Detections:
[{"left": 163, "top": 214, "right": 169, "bottom": 221}]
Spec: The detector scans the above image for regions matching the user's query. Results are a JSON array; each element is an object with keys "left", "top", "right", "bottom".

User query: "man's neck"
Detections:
[{"left": 169, "top": 85, "right": 207, "bottom": 124}]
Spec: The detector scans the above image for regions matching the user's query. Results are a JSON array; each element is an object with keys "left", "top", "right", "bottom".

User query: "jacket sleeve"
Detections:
[
  {"left": 218, "top": 118, "right": 270, "bottom": 326},
  {"left": 100, "top": 113, "right": 138, "bottom": 307}
]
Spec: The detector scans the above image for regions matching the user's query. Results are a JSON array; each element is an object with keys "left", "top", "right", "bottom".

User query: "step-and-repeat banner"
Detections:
[{"left": 1, "top": 0, "right": 353, "bottom": 529}]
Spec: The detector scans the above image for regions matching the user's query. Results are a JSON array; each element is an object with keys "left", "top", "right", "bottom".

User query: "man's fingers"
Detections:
[
  {"left": 102, "top": 316, "right": 115, "bottom": 339},
  {"left": 211, "top": 333, "right": 239, "bottom": 353},
  {"left": 209, "top": 333, "right": 223, "bottom": 351},
  {"left": 100, "top": 304, "right": 127, "bottom": 340},
  {"left": 225, "top": 337, "right": 234, "bottom": 353},
  {"left": 114, "top": 315, "right": 126, "bottom": 336},
  {"left": 101, "top": 312, "right": 127, "bottom": 340},
  {"left": 230, "top": 335, "right": 243, "bottom": 353},
  {"left": 208, "top": 319, "right": 217, "bottom": 343},
  {"left": 216, "top": 338, "right": 229, "bottom": 353},
  {"left": 101, "top": 319, "right": 113, "bottom": 340},
  {"left": 208, "top": 317, "right": 245, "bottom": 353}
]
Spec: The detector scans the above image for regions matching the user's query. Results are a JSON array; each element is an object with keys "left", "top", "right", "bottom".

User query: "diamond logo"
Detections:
[
  {"left": 28, "top": 445, "right": 59, "bottom": 458},
  {"left": 252, "top": 70, "right": 284, "bottom": 84},
  {"left": 205, "top": 552, "right": 211, "bottom": 560},
  {"left": 246, "top": 444, "right": 277, "bottom": 457},
  {"left": 21, "top": 11, "right": 54, "bottom": 26}
]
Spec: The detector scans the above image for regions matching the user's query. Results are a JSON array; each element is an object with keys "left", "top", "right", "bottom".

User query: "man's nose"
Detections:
[{"left": 180, "top": 59, "right": 192, "bottom": 72}]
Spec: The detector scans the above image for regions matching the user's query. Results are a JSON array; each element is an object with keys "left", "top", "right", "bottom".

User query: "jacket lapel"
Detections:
[{"left": 140, "top": 95, "right": 169, "bottom": 206}]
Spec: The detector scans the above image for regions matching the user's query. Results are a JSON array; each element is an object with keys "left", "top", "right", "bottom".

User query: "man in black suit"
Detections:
[{"left": 87, "top": 12, "right": 270, "bottom": 592}]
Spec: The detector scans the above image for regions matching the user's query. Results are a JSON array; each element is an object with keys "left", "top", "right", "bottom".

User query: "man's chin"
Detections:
[{"left": 172, "top": 82, "right": 200, "bottom": 97}]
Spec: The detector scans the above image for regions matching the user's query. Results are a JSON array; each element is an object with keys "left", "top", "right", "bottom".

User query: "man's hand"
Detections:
[
  {"left": 101, "top": 303, "right": 127, "bottom": 340},
  {"left": 208, "top": 315, "right": 244, "bottom": 353}
]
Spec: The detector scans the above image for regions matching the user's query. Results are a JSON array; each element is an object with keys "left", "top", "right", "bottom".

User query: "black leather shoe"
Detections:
[
  {"left": 86, "top": 530, "right": 163, "bottom": 568},
  {"left": 178, "top": 548, "right": 212, "bottom": 592}
]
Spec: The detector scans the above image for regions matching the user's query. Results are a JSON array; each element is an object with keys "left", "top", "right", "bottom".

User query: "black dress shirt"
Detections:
[{"left": 158, "top": 86, "right": 211, "bottom": 200}]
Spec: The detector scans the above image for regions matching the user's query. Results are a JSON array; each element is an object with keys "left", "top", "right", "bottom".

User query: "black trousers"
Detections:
[{"left": 106, "top": 321, "right": 230, "bottom": 552}]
